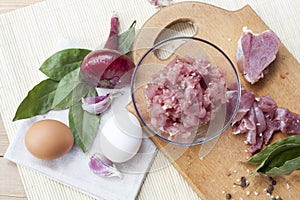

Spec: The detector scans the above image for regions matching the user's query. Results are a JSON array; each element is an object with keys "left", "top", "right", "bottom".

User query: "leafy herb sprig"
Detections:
[
  {"left": 248, "top": 134, "right": 300, "bottom": 176},
  {"left": 13, "top": 21, "right": 136, "bottom": 152}
]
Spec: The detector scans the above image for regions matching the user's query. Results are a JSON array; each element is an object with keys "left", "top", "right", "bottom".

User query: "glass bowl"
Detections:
[{"left": 131, "top": 36, "right": 241, "bottom": 146}]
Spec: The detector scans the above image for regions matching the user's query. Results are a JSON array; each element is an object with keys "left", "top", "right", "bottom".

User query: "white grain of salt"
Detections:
[{"left": 286, "top": 183, "right": 291, "bottom": 190}]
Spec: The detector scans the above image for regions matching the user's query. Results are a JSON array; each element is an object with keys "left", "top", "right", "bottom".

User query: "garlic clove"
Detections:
[
  {"left": 149, "top": 0, "right": 173, "bottom": 7},
  {"left": 81, "top": 91, "right": 123, "bottom": 114},
  {"left": 89, "top": 153, "right": 123, "bottom": 178},
  {"left": 83, "top": 94, "right": 110, "bottom": 104}
]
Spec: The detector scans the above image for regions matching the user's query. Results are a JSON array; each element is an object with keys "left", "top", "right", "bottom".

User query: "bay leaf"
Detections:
[
  {"left": 118, "top": 20, "right": 136, "bottom": 55},
  {"left": 254, "top": 143, "right": 300, "bottom": 175},
  {"left": 13, "top": 79, "right": 58, "bottom": 121},
  {"left": 51, "top": 68, "right": 91, "bottom": 109},
  {"left": 264, "top": 156, "right": 300, "bottom": 176},
  {"left": 39, "top": 48, "right": 91, "bottom": 81},
  {"left": 248, "top": 134, "right": 300, "bottom": 165},
  {"left": 68, "top": 88, "right": 100, "bottom": 152}
]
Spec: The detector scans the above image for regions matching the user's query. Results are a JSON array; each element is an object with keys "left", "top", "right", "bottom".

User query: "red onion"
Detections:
[{"left": 80, "top": 14, "right": 135, "bottom": 89}]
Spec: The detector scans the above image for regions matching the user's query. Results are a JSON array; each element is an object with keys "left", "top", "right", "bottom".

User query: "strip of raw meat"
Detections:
[
  {"left": 228, "top": 86, "right": 300, "bottom": 154},
  {"left": 248, "top": 134, "right": 264, "bottom": 154},
  {"left": 232, "top": 90, "right": 255, "bottom": 125},
  {"left": 275, "top": 108, "right": 300, "bottom": 133}
]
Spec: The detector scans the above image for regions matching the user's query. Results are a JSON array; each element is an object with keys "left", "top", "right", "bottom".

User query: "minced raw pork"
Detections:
[{"left": 145, "top": 56, "right": 226, "bottom": 138}]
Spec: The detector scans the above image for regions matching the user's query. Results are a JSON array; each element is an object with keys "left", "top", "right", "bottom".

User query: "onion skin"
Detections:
[{"left": 80, "top": 49, "right": 135, "bottom": 88}]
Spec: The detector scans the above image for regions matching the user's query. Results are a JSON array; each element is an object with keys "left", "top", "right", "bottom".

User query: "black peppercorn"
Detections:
[
  {"left": 241, "top": 176, "right": 246, "bottom": 182},
  {"left": 271, "top": 179, "right": 277, "bottom": 185},
  {"left": 225, "top": 193, "right": 232, "bottom": 199},
  {"left": 267, "top": 184, "right": 274, "bottom": 194},
  {"left": 241, "top": 181, "right": 247, "bottom": 188},
  {"left": 240, "top": 176, "right": 248, "bottom": 188}
]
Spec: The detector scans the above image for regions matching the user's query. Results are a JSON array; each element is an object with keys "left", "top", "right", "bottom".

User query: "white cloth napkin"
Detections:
[{"left": 5, "top": 39, "right": 157, "bottom": 200}]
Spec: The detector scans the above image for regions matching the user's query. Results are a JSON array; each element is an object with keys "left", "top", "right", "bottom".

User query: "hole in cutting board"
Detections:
[{"left": 154, "top": 20, "right": 197, "bottom": 60}]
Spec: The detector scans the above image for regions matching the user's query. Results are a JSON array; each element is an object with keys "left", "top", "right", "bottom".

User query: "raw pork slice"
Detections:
[
  {"left": 228, "top": 86, "right": 300, "bottom": 154},
  {"left": 236, "top": 27, "right": 281, "bottom": 84}
]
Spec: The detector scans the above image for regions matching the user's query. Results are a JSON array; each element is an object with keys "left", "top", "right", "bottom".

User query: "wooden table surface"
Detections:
[{"left": 0, "top": 2, "right": 44, "bottom": 200}]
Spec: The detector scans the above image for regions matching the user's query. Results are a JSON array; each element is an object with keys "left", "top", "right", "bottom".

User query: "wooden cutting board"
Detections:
[{"left": 128, "top": 2, "right": 300, "bottom": 199}]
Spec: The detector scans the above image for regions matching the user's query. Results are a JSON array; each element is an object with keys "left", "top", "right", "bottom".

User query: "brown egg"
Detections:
[{"left": 25, "top": 119, "right": 74, "bottom": 160}]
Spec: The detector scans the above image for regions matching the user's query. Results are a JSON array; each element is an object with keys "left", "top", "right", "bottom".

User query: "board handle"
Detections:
[{"left": 132, "top": 2, "right": 253, "bottom": 64}]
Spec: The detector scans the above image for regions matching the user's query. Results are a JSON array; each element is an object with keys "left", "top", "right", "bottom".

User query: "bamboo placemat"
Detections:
[{"left": 0, "top": 0, "right": 299, "bottom": 199}]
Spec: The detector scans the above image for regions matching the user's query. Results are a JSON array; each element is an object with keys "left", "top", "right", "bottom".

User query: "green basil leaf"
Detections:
[
  {"left": 265, "top": 156, "right": 300, "bottom": 176},
  {"left": 13, "top": 79, "right": 59, "bottom": 121},
  {"left": 68, "top": 88, "right": 100, "bottom": 152},
  {"left": 248, "top": 135, "right": 300, "bottom": 164},
  {"left": 51, "top": 68, "right": 91, "bottom": 109},
  {"left": 255, "top": 143, "right": 300, "bottom": 175},
  {"left": 39, "top": 48, "right": 91, "bottom": 81},
  {"left": 118, "top": 20, "right": 136, "bottom": 55}
]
